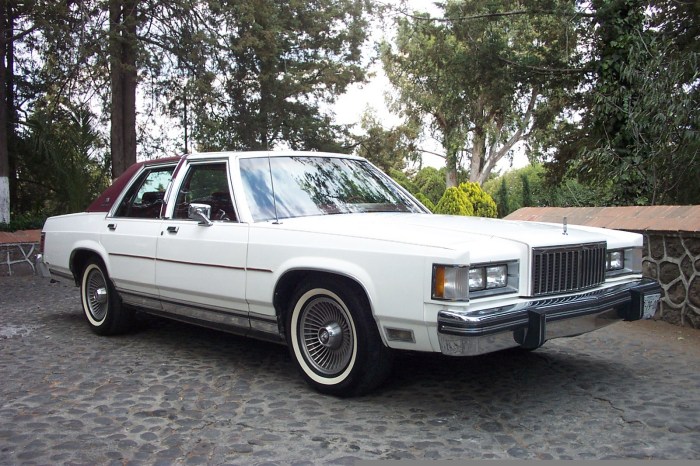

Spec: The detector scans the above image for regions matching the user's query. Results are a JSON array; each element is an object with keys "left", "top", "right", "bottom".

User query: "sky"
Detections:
[
  {"left": 331, "top": 0, "right": 529, "bottom": 173},
  {"left": 332, "top": 1, "right": 444, "bottom": 167}
]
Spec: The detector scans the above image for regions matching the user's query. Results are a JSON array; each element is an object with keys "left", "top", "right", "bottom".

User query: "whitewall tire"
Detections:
[
  {"left": 286, "top": 278, "right": 392, "bottom": 396},
  {"left": 80, "top": 259, "right": 132, "bottom": 335}
]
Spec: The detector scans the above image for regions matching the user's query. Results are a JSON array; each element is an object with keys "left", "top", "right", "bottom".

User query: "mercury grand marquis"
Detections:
[{"left": 37, "top": 151, "right": 661, "bottom": 396}]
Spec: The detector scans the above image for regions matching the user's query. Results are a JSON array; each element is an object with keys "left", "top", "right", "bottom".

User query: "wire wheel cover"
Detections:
[
  {"left": 299, "top": 296, "right": 354, "bottom": 376},
  {"left": 86, "top": 268, "right": 109, "bottom": 322}
]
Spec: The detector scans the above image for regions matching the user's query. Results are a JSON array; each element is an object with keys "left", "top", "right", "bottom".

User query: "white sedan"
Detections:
[{"left": 37, "top": 151, "right": 661, "bottom": 396}]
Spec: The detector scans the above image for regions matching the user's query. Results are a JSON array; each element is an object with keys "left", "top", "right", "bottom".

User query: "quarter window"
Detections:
[{"left": 113, "top": 166, "right": 174, "bottom": 218}]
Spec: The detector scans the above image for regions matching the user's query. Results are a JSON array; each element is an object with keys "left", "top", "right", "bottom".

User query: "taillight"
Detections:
[{"left": 39, "top": 232, "right": 45, "bottom": 254}]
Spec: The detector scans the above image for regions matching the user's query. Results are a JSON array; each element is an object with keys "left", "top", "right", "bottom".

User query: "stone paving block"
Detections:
[{"left": 1, "top": 275, "right": 699, "bottom": 464}]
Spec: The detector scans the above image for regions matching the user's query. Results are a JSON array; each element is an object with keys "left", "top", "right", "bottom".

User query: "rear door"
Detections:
[{"left": 101, "top": 163, "right": 175, "bottom": 309}]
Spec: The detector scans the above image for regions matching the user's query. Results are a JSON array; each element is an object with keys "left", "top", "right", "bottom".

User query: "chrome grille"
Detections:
[{"left": 531, "top": 242, "right": 606, "bottom": 297}]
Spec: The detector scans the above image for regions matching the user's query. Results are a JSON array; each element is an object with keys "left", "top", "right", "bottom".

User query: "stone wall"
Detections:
[
  {"left": 642, "top": 232, "right": 700, "bottom": 328},
  {"left": 0, "top": 242, "right": 38, "bottom": 277}
]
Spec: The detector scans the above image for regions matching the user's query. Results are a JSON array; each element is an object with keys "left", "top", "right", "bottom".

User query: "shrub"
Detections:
[
  {"left": 414, "top": 192, "right": 435, "bottom": 212},
  {"left": 434, "top": 187, "right": 474, "bottom": 216},
  {"left": 434, "top": 182, "right": 498, "bottom": 218},
  {"left": 458, "top": 182, "right": 497, "bottom": 218}
]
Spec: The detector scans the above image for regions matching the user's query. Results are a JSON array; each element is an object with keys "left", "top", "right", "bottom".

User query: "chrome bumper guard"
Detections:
[
  {"left": 437, "top": 279, "right": 661, "bottom": 356},
  {"left": 34, "top": 254, "right": 52, "bottom": 279}
]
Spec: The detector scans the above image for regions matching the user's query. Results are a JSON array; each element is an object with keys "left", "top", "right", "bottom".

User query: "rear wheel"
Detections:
[
  {"left": 286, "top": 278, "right": 392, "bottom": 396},
  {"left": 80, "top": 259, "right": 132, "bottom": 335}
]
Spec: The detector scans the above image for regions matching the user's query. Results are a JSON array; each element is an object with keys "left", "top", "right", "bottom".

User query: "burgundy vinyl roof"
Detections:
[{"left": 86, "top": 156, "right": 182, "bottom": 213}]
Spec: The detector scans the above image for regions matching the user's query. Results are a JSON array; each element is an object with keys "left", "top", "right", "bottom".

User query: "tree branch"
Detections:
[
  {"left": 380, "top": 3, "right": 596, "bottom": 23},
  {"left": 479, "top": 87, "right": 539, "bottom": 183},
  {"left": 496, "top": 56, "right": 590, "bottom": 75}
]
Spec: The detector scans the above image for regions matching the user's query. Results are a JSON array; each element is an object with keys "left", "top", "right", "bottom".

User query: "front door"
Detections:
[{"left": 155, "top": 161, "right": 250, "bottom": 332}]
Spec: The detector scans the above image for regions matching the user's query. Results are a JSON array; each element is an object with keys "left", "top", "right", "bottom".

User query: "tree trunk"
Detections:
[
  {"left": 445, "top": 149, "right": 458, "bottom": 187},
  {"left": 469, "top": 126, "right": 486, "bottom": 183},
  {"left": 109, "top": 0, "right": 137, "bottom": 179},
  {"left": 470, "top": 88, "right": 538, "bottom": 185},
  {"left": 0, "top": 0, "right": 9, "bottom": 223}
]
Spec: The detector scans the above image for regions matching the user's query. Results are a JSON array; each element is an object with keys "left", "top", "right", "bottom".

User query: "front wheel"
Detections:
[
  {"left": 286, "top": 278, "right": 393, "bottom": 396},
  {"left": 80, "top": 259, "right": 132, "bottom": 335}
]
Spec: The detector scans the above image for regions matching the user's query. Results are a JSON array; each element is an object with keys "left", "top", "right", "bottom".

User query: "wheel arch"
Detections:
[
  {"left": 273, "top": 269, "right": 379, "bottom": 341},
  {"left": 70, "top": 247, "right": 109, "bottom": 285}
]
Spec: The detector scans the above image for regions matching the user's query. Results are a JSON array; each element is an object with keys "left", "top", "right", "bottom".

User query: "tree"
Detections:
[
  {"left": 190, "top": 0, "right": 374, "bottom": 153},
  {"left": 355, "top": 110, "right": 420, "bottom": 172},
  {"left": 414, "top": 192, "right": 435, "bottom": 212},
  {"left": 548, "top": 0, "right": 699, "bottom": 205},
  {"left": 521, "top": 173, "right": 532, "bottom": 207},
  {"left": 109, "top": 0, "right": 138, "bottom": 179},
  {"left": 20, "top": 101, "right": 110, "bottom": 214},
  {"left": 0, "top": 0, "right": 114, "bottom": 222},
  {"left": 0, "top": 0, "right": 9, "bottom": 223},
  {"left": 412, "top": 166, "right": 446, "bottom": 206},
  {"left": 458, "top": 182, "right": 497, "bottom": 218},
  {"left": 484, "top": 163, "right": 615, "bottom": 216},
  {"left": 0, "top": 0, "right": 377, "bottom": 224},
  {"left": 381, "top": 0, "right": 582, "bottom": 187},
  {"left": 495, "top": 178, "right": 510, "bottom": 218},
  {"left": 0, "top": 0, "right": 63, "bottom": 223}
]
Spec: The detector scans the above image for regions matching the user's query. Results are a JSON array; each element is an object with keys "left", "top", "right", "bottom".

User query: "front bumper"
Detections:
[{"left": 437, "top": 278, "right": 661, "bottom": 356}]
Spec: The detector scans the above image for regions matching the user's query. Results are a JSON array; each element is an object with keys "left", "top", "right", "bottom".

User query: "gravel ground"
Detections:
[{"left": 1, "top": 275, "right": 699, "bottom": 464}]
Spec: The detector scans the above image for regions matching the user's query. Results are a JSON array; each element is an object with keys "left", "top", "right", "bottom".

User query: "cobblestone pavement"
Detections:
[{"left": 1, "top": 276, "right": 699, "bottom": 464}]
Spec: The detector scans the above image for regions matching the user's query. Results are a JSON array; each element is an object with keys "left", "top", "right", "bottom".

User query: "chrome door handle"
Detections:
[
  {"left": 166, "top": 226, "right": 179, "bottom": 234},
  {"left": 107, "top": 223, "right": 117, "bottom": 231}
]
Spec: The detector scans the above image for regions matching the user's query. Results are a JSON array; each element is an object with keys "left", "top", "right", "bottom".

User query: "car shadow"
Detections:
[
  {"left": 132, "top": 312, "right": 635, "bottom": 401},
  {"left": 373, "top": 344, "right": 636, "bottom": 405},
  {"left": 43, "top": 307, "right": 638, "bottom": 405}
]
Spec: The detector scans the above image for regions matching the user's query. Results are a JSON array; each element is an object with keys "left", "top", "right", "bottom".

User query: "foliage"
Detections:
[
  {"left": 484, "top": 163, "right": 615, "bottom": 217},
  {"left": 380, "top": 0, "right": 582, "bottom": 186},
  {"left": 434, "top": 181, "right": 497, "bottom": 217},
  {"left": 547, "top": 0, "right": 700, "bottom": 205},
  {"left": 0, "top": 213, "right": 47, "bottom": 232},
  {"left": 189, "top": 0, "right": 374, "bottom": 153},
  {"left": 435, "top": 187, "right": 473, "bottom": 216},
  {"left": 496, "top": 178, "right": 510, "bottom": 218},
  {"left": 17, "top": 101, "right": 111, "bottom": 215},
  {"left": 388, "top": 168, "right": 418, "bottom": 195},
  {"left": 414, "top": 192, "right": 435, "bottom": 212},
  {"left": 521, "top": 174, "right": 532, "bottom": 208},
  {"left": 1, "top": 0, "right": 376, "bottom": 219},
  {"left": 458, "top": 182, "right": 497, "bottom": 218},
  {"left": 355, "top": 111, "right": 421, "bottom": 172},
  {"left": 412, "top": 167, "right": 446, "bottom": 206}
]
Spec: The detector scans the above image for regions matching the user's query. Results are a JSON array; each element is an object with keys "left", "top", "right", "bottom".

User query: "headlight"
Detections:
[
  {"left": 486, "top": 265, "right": 508, "bottom": 288},
  {"left": 469, "top": 264, "right": 508, "bottom": 291},
  {"left": 468, "top": 267, "right": 485, "bottom": 290},
  {"left": 432, "top": 265, "right": 470, "bottom": 301},
  {"left": 433, "top": 261, "right": 519, "bottom": 301}
]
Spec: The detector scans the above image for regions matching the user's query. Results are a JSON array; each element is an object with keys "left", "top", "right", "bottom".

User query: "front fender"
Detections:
[{"left": 246, "top": 256, "right": 378, "bottom": 320}]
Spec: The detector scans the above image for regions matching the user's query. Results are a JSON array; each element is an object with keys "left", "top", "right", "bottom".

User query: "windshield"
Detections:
[{"left": 240, "top": 156, "right": 425, "bottom": 222}]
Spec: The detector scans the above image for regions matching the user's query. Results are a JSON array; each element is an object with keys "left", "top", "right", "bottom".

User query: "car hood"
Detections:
[{"left": 267, "top": 213, "right": 633, "bottom": 250}]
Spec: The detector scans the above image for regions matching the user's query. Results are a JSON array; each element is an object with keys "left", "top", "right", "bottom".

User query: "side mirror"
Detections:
[{"left": 188, "top": 203, "right": 213, "bottom": 226}]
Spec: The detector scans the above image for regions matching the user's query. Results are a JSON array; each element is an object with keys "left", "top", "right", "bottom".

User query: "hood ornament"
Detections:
[{"left": 563, "top": 217, "right": 568, "bottom": 235}]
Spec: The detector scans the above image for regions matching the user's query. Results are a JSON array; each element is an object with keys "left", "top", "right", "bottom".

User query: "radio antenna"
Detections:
[{"left": 267, "top": 154, "right": 280, "bottom": 224}]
